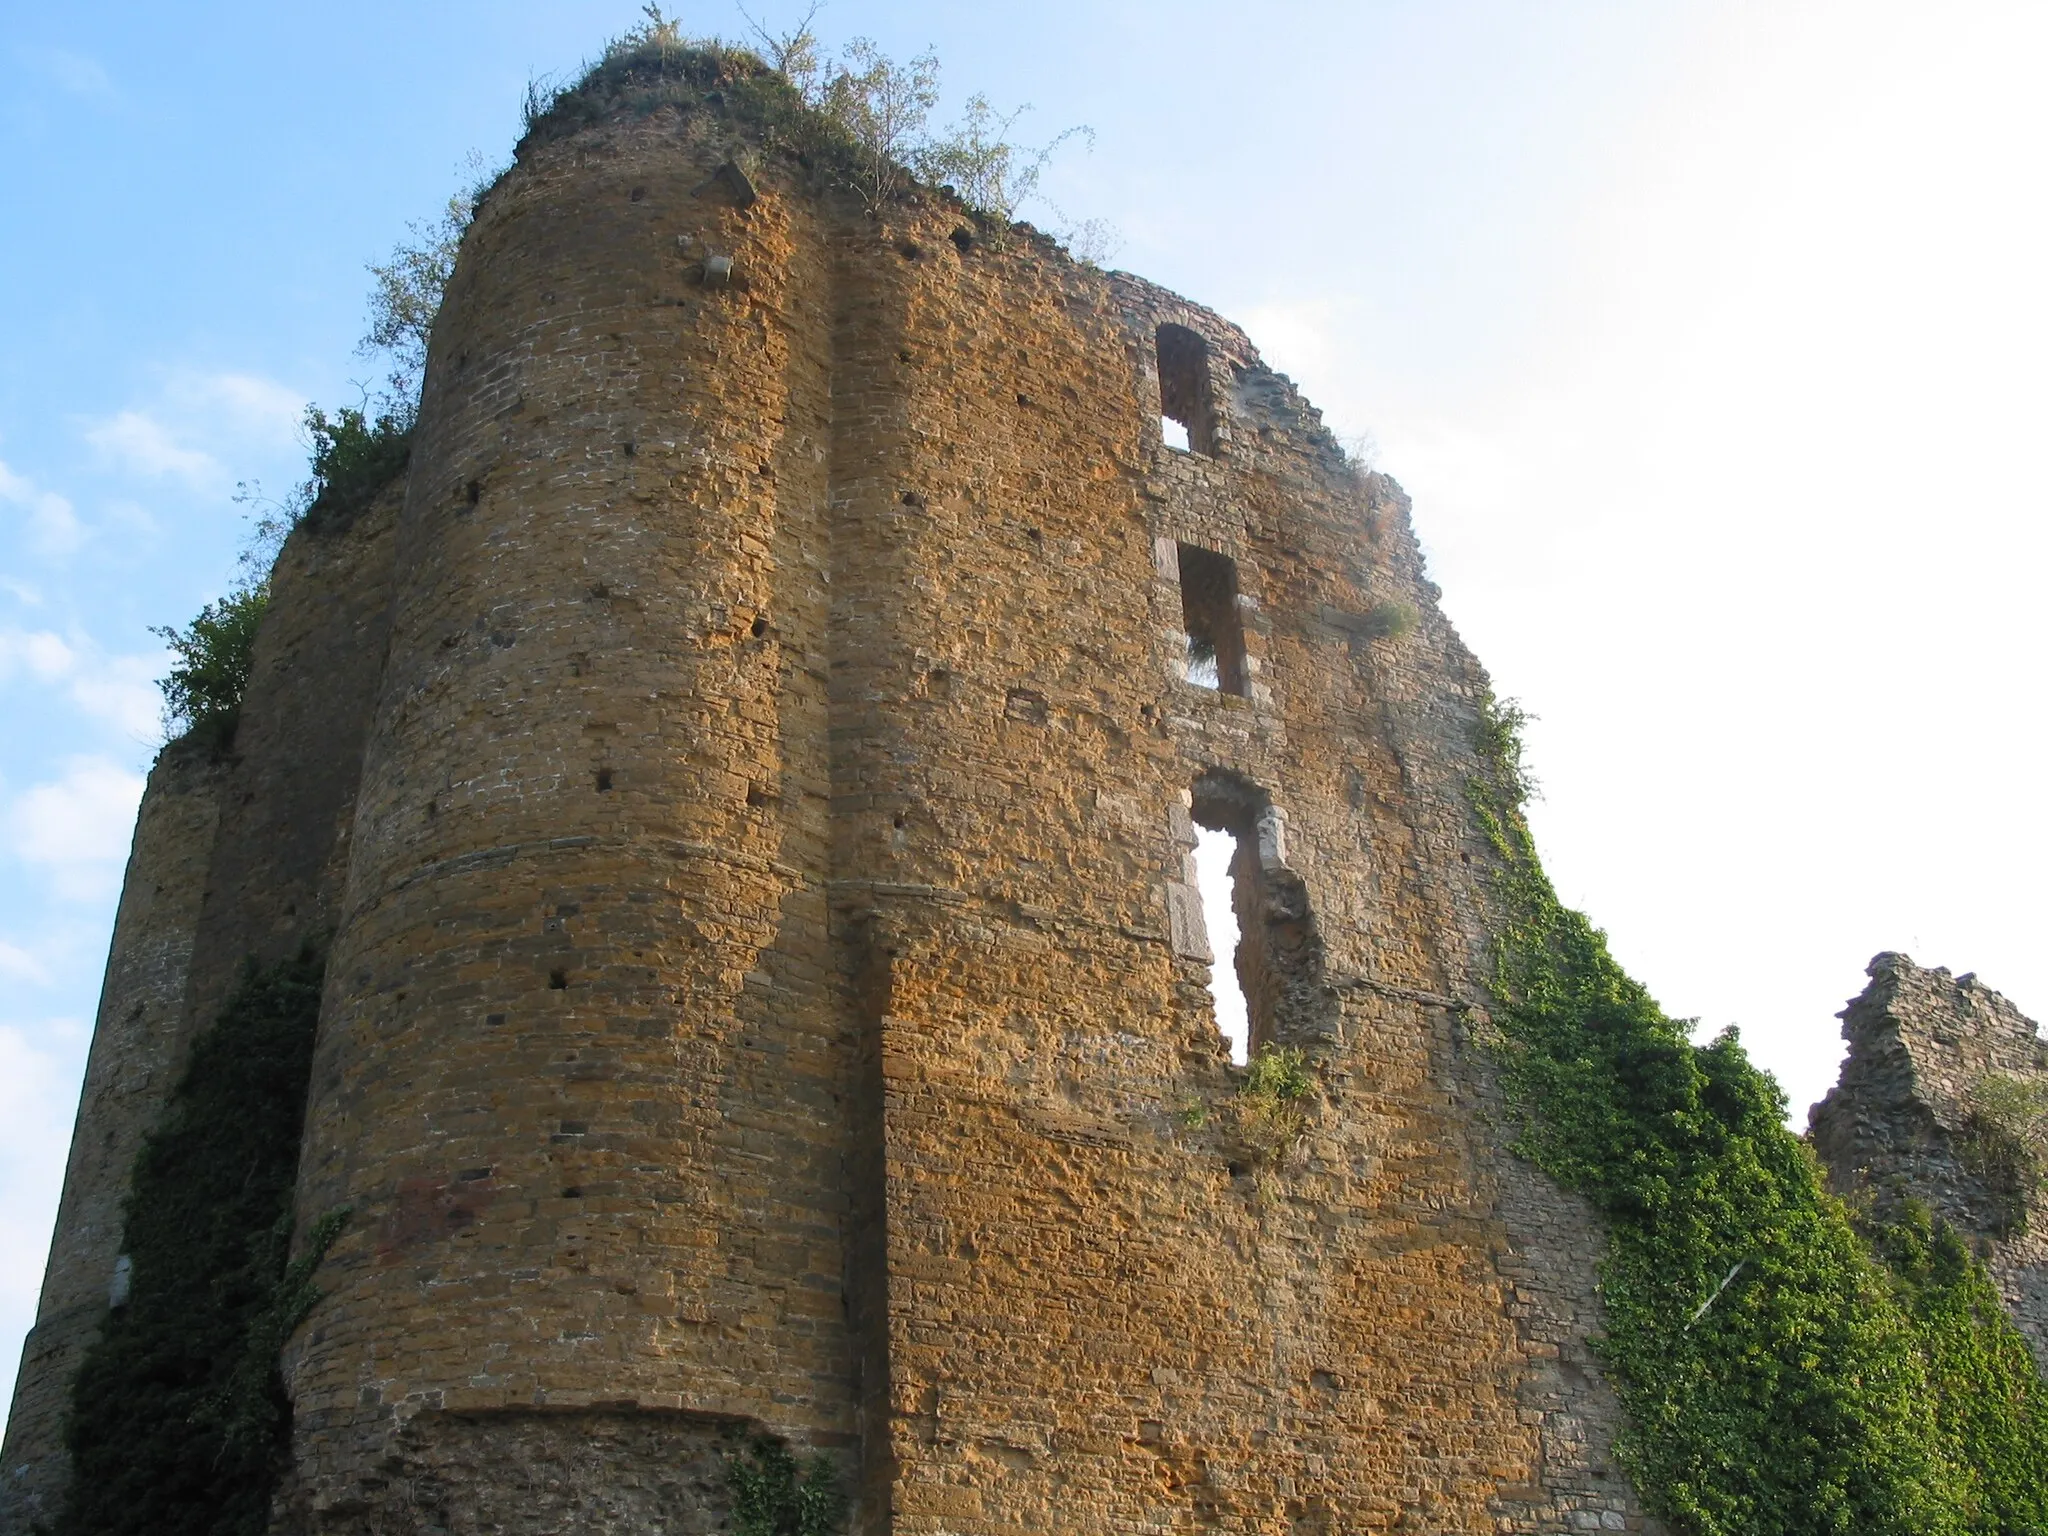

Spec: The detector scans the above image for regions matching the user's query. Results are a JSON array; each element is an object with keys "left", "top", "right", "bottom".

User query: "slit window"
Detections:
[
  {"left": 1157, "top": 323, "right": 1216, "bottom": 455},
  {"left": 1192, "top": 825, "right": 1251, "bottom": 1064},
  {"left": 1189, "top": 772, "right": 1331, "bottom": 1065},
  {"left": 1177, "top": 543, "right": 1247, "bottom": 695}
]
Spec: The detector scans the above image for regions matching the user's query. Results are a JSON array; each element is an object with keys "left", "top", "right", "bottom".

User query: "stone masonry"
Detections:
[
  {"left": 0, "top": 478, "right": 400, "bottom": 1534},
  {"left": 7, "top": 67, "right": 2033, "bottom": 1535},
  {"left": 1811, "top": 953, "right": 2048, "bottom": 1370},
  {"left": 0, "top": 744, "right": 223, "bottom": 1533}
]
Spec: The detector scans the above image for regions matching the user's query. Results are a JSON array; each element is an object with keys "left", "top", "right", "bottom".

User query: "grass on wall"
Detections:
[{"left": 1467, "top": 692, "right": 2048, "bottom": 1536}]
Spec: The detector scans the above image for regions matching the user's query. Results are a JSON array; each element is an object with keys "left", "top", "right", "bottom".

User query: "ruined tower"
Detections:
[
  {"left": 1812, "top": 954, "right": 2048, "bottom": 1369},
  {"left": 6, "top": 45, "right": 2042, "bottom": 1536}
]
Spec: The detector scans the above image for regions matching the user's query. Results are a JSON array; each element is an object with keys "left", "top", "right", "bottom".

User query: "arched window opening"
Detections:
[
  {"left": 1157, "top": 323, "right": 1217, "bottom": 455},
  {"left": 1177, "top": 544, "right": 1247, "bottom": 695},
  {"left": 1189, "top": 772, "right": 1331, "bottom": 1063}
]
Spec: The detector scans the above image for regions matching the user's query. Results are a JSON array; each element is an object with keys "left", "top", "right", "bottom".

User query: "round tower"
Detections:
[{"left": 284, "top": 94, "right": 852, "bottom": 1529}]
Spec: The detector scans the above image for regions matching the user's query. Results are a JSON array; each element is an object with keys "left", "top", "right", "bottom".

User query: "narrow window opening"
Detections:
[
  {"left": 1177, "top": 543, "right": 1248, "bottom": 695},
  {"left": 1193, "top": 824, "right": 1250, "bottom": 1064},
  {"left": 1156, "top": 323, "right": 1216, "bottom": 455},
  {"left": 1189, "top": 772, "right": 1333, "bottom": 1063}
]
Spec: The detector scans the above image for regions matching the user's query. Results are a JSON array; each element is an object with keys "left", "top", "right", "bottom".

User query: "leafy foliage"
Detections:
[
  {"left": 1860, "top": 1199, "right": 2048, "bottom": 1531},
  {"left": 57, "top": 944, "right": 339, "bottom": 1536},
  {"left": 823, "top": 38, "right": 941, "bottom": 211},
  {"left": 151, "top": 587, "right": 269, "bottom": 754},
  {"left": 914, "top": 95, "right": 1091, "bottom": 223},
  {"left": 1961, "top": 1074, "right": 2048, "bottom": 1235},
  {"left": 152, "top": 402, "right": 407, "bottom": 750},
  {"left": 362, "top": 157, "right": 493, "bottom": 408},
  {"left": 1359, "top": 598, "right": 1417, "bottom": 641},
  {"left": 1229, "top": 1043, "right": 1316, "bottom": 1165},
  {"left": 520, "top": 16, "right": 1098, "bottom": 242},
  {"left": 297, "top": 403, "right": 411, "bottom": 531},
  {"left": 725, "top": 1437, "right": 846, "bottom": 1536},
  {"left": 1467, "top": 691, "right": 2048, "bottom": 1534}
]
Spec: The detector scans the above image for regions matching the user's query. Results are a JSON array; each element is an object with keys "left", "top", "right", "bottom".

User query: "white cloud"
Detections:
[
  {"left": 7, "top": 757, "right": 145, "bottom": 901},
  {"left": 0, "top": 942, "right": 50, "bottom": 986},
  {"left": 65, "top": 654, "right": 163, "bottom": 742},
  {"left": 171, "top": 371, "right": 304, "bottom": 439},
  {"left": 77, "top": 369, "right": 305, "bottom": 498},
  {"left": 0, "top": 628, "right": 74, "bottom": 684},
  {"left": 0, "top": 1017, "right": 93, "bottom": 1417},
  {"left": 83, "top": 410, "right": 220, "bottom": 486},
  {"left": 0, "top": 460, "right": 84, "bottom": 559},
  {"left": 0, "top": 629, "right": 165, "bottom": 742}
]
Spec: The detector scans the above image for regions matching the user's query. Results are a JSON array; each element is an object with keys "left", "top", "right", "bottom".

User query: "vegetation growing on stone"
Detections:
[
  {"left": 56, "top": 943, "right": 337, "bottom": 1536},
  {"left": 1860, "top": 1198, "right": 2048, "bottom": 1531},
  {"left": 1468, "top": 691, "right": 2048, "bottom": 1535},
  {"left": 724, "top": 1436, "right": 846, "bottom": 1536},
  {"left": 1961, "top": 1073, "right": 2048, "bottom": 1235},
  {"left": 296, "top": 403, "right": 410, "bottom": 532},
  {"left": 1359, "top": 597, "right": 1417, "bottom": 641},
  {"left": 151, "top": 587, "right": 269, "bottom": 755},
  {"left": 1229, "top": 1042, "right": 1317, "bottom": 1164},
  {"left": 362, "top": 162, "right": 490, "bottom": 408},
  {"left": 152, "top": 403, "right": 407, "bottom": 753},
  {"left": 518, "top": 6, "right": 1112, "bottom": 256}
]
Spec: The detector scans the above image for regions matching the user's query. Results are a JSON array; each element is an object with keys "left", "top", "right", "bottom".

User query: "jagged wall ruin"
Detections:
[
  {"left": 11, "top": 69, "right": 2037, "bottom": 1536},
  {"left": 1812, "top": 953, "right": 2048, "bottom": 1370}
]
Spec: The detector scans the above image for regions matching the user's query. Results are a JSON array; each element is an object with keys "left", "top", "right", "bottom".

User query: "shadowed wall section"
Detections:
[
  {"left": 0, "top": 482, "right": 401, "bottom": 1535},
  {"left": 0, "top": 746, "right": 224, "bottom": 1534}
]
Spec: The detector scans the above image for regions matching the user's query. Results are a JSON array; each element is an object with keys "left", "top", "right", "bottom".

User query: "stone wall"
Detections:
[
  {"left": 0, "top": 481, "right": 400, "bottom": 1531},
  {"left": 10, "top": 78, "right": 1676, "bottom": 1536},
  {"left": 0, "top": 744, "right": 223, "bottom": 1533},
  {"left": 177, "top": 482, "right": 403, "bottom": 1037},
  {"left": 1811, "top": 953, "right": 2048, "bottom": 1368},
  {"left": 260, "top": 89, "right": 1658, "bottom": 1532},
  {"left": 278, "top": 105, "right": 858, "bottom": 1532}
]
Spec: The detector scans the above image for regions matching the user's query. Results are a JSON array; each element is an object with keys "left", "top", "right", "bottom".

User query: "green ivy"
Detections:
[
  {"left": 1862, "top": 1200, "right": 2048, "bottom": 1531},
  {"left": 56, "top": 943, "right": 339, "bottom": 1536},
  {"left": 724, "top": 1437, "right": 846, "bottom": 1536},
  {"left": 1468, "top": 692, "right": 2048, "bottom": 1535}
]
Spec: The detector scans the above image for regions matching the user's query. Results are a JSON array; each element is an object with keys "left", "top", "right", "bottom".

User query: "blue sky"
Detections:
[{"left": 4, "top": 0, "right": 2045, "bottom": 1426}]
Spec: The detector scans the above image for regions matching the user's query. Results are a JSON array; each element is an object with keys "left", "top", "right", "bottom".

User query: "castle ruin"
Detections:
[{"left": 3, "top": 49, "right": 2042, "bottom": 1536}]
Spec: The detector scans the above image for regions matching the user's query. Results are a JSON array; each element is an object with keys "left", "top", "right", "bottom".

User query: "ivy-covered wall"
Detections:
[
  {"left": 1813, "top": 952, "right": 2048, "bottom": 1372},
  {"left": 55, "top": 944, "right": 338, "bottom": 1536},
  {"left": 1470, "top": 696, "right": 2048, "bottom": 1536}
]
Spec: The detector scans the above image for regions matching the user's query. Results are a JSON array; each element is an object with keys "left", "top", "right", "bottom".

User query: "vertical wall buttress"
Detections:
[
  {"left": 0, "top": 477, "right": 401, "bottom": 1533},
  {"left": 0, "top": 748, "right": 225, "bottom": 1533},
  {"left": 281, "top": 114, "right": 856, "bottom": 1534}
]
